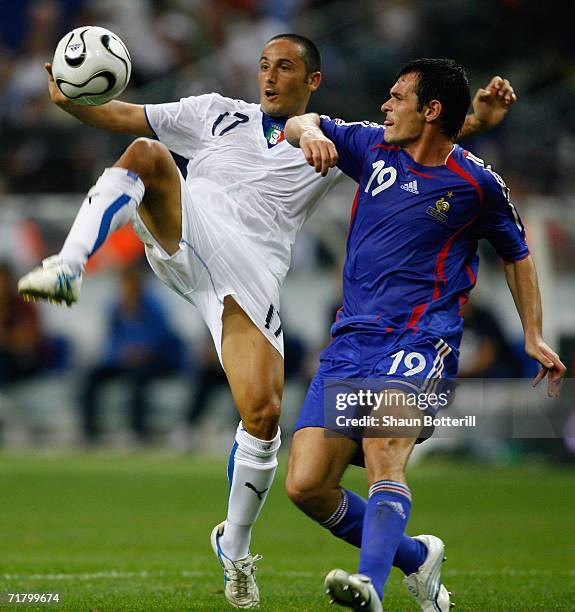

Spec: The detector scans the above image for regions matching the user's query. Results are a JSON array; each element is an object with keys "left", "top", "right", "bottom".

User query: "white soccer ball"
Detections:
[{"left": 51, "top": 26, "right": 131, "bottom": 106}]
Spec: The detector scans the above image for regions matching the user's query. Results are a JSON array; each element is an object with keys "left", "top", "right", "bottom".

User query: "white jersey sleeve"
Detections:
[{"left": 144, "top": 93, "right": 221, "bottom": 158}]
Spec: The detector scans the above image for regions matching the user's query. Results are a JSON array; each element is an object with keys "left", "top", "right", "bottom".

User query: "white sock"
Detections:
[
  {"left": 220, "top": 422, "right": 281, "bottom": 560},
  {"left": 59, "top": 167, "right": 145, "bottom": 275}
]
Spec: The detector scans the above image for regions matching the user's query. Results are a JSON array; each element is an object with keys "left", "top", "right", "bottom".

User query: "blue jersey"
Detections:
[{"left": 320, "top": 117, "right": 529, "bottom": 342}]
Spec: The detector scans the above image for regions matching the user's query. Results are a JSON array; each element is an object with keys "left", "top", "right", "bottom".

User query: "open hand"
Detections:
[{"left": 472, "top": 76, "right": 517, "bottom": 131}]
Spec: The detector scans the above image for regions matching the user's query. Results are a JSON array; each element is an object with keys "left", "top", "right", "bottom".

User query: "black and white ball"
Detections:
[{"left": 52, "top": 26, "right": 131, "bottom": 106}]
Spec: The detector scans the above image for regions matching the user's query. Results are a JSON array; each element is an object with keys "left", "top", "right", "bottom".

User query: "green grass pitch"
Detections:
[{"left": 1, "top": 452, "right": 574, "bottom": 610}]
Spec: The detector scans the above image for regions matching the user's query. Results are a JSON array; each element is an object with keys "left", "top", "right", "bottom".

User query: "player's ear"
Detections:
[
  {"left": 424, "top": 99, "right": 442, "bottom": 124},
  {"left": 307, "top": 71, "right": 322, "bottom": 92}
]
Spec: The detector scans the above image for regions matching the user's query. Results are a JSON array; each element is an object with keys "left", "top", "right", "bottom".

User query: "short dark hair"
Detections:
[
  {"left": 396, "top": 58, "right": 471, "bottom": 140},
  {"left": 266, "top": 33, "right": 321, "bottom": 75}
]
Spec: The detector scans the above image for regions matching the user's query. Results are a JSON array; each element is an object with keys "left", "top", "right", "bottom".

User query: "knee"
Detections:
[
  {"left": 241, "top": 397, "right": 281, "bottom": 439},
  {"left": 285, "top": 472, "right": 329, "bottom": 515},
  {"left": 118, "top": 138, "right": 172, "bottom": 186}
]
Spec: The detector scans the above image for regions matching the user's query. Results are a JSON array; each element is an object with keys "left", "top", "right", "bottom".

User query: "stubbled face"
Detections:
[
  {"left": 382, "top": 72, "right": 426, "bottom": 145},
  {"left": 258, "top": 39, "right": 319, "bottom": 118}
]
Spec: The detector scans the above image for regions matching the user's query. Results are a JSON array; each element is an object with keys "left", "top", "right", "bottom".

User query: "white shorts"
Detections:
[{"left": 132, "top": 173, "right": 284, "bottom": 364}]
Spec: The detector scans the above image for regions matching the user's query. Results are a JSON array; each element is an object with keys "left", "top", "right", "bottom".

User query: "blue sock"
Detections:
[
  {"left": 320, "top": 488, "right": 365, "bottom": 546},
  {"left": 358, "top": 480, "right": 412, "bottom": 599},
  {"left": 321, "top": 487, "right": 426, "bottom": 576},
  {"left": 394, "top": 532, "right": 428, "bottom": 576}
]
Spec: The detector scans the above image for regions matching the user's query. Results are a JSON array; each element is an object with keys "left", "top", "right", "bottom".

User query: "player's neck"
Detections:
[{"left": 402, "top": 133, "right": 454, "bottom": 167}]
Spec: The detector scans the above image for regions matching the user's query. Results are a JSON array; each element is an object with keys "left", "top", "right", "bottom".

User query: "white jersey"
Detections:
[{"left": 145, "top": 94, "right": 343, "bottom": 285}]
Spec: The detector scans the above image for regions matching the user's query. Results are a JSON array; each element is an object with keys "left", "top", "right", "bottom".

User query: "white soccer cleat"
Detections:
[
  {"left": 18, "top": 255, "right": 82, "bottom": 307},
  {"left": 324, "top": 569, "right": 382, "bottom": 611},
  {"left": 403, "top": 534, "right": 452, "bottom": 611},
  {"left": 210, "top": 521, "right": 261, "bottom": 609}
]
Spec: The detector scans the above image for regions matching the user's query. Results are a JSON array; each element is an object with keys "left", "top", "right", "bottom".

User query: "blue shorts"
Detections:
[{"left": 294, "top": 329, "right": 459, "bottom": 446}]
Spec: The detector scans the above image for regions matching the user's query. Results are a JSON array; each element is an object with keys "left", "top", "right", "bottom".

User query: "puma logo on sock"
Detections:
[{"left": 244, "top": 482, "right": 268, "bottom": 500}]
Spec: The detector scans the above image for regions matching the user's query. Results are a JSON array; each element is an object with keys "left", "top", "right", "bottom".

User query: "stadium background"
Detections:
[{"left": 0, "top": 1, "right": 574, "bottom": 610}]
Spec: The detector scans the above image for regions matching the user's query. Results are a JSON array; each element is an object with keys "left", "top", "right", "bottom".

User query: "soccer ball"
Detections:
[{"left": 51, "top": 26, "right": 131, "bottom": 106}]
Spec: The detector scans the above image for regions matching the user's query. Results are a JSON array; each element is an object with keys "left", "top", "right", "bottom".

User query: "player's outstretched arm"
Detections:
[
  {"left": 45, "top": 63, "right": 153, "bottom": 137},
  {"left": 458, "top": 76, "right": 517, "bottom": 140},
  {"left": 504, "top": 256, "right": 566, "bottom": 396},
  {"left": 285, "top": 113, "right": 338, "bottom": 177}
]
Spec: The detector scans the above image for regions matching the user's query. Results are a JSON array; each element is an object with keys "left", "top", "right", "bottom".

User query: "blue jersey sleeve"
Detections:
[
  {"left": 320, "top": 116, "right": 385, "bottom": 183},
  {"left": 473, "top": 167, "right": 529, "bottom": 262}
]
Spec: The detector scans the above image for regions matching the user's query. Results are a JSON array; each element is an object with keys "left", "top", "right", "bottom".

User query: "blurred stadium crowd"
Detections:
[
  {"left": 0, "top": 0, "right": 574, "bottom": 194},
  {"left": 0, "top": 0, "right": 573, "bottom": 460}
]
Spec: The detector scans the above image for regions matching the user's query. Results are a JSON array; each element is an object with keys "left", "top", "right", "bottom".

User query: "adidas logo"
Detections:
[
  {"left": 400, "top": 180, "right": 419, "bottom": 194},
  {"left": 377, "top": 500, "right": 407, "bottom": 519}
]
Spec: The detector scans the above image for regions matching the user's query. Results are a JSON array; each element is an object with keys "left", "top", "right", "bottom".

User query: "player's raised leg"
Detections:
[
  {"left": 211, "top": 296, "right": 283, "bottom": 608},
  {"left": 18, "top": 138, "right": 181, "bottom": 304}
]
